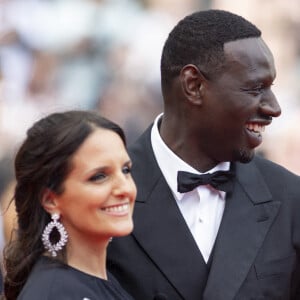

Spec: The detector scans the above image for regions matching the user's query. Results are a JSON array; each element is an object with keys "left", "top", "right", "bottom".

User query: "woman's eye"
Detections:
[
  {"left": 122, "top": 165, "right": 131, "bottom": 175},
  {"left": 89, "top": 173, "right": 106, "bottom": 182}
]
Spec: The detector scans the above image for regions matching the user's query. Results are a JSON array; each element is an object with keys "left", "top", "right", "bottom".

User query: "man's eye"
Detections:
[
  {"left": 251, "top": 83, "right": 274, "bottom": 94},
  {"left": 241, "top": 86, "right": 263, "bottom": 95},
  {"left": 122, "top": 166, "right": 132, "bottom": 175},
  {"left": 89, "top": 173, "right": 106, "bottom": 182},
  {"left": 252, "top": 86, "right": 264, "bottom": 92}
]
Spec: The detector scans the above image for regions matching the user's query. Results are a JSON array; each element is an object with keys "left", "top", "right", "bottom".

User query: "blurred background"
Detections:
[{"left": 0, "top": 0, "right": 300, "bottom": 255}]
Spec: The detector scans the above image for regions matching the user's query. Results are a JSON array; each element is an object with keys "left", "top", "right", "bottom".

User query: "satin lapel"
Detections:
[
  {"left": 203, "top": 160, "right": 281, "bottom": 300},
  {"left": 133, "top": 177, "right": 208, "bottom": 300},
  {"left": 130, "top": 127, "right": 208, "bottom": 300}
]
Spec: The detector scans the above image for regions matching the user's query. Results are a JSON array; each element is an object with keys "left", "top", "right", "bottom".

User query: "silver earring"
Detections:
[{"left": 41, "top": 213, "right": 68, "bottom": 257}]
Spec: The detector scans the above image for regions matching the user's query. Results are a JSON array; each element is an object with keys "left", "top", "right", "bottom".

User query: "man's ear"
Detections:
[
  {"left": 41, "top": 188, "right": 59, "bottom": 215},
  {"left": 180, "top": 64, "right": 207, "bottom": 105}
]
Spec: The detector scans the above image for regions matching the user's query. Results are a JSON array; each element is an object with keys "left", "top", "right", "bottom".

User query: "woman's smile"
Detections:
[{"left": 101, "top": 202, "right": 131, "bottom": 216}]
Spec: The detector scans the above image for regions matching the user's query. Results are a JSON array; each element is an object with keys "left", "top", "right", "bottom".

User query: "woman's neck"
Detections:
[{"left": 66, "top": 238, "right": 109, "bottom": 280}]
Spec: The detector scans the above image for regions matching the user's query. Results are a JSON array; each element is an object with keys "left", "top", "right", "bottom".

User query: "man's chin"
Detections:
[{"left": 235, "top": 148, "right": 255, "bottom": 164}]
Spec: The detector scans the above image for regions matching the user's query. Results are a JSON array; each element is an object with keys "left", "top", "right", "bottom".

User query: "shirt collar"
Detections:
[{"left": 151, "top": 113, "right": 231, "bottom": 201}]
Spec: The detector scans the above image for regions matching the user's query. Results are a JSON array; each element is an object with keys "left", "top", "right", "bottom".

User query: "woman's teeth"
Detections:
[{"left": 102, "top": 204, "right": 129, "bottom": 213}]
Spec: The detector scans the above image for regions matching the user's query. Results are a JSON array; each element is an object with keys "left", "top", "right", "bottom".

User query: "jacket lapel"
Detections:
[
  {"left": 203, "top": 159, "right": 281, "bottom": 300},
  {"left": 130, "top": 127, "right": 208, "bottom": 299}
]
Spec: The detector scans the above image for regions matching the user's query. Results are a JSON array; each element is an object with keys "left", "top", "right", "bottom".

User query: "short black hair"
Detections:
[{"left": 161, "top": 9, "right": 261, "bottom": 89}]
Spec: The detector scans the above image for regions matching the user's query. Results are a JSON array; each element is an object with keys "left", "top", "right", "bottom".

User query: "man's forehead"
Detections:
[
  {"left": 224, "top": 37, "right": 272, "bottom": 60},
  {"left": 223, "top": 37, "right": 274, "bottom": 69}
]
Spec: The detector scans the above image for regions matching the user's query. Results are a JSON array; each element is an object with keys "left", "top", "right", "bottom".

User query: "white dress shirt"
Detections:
[{"left": 151, "top": 114, "right": 230, "bottom": 263}]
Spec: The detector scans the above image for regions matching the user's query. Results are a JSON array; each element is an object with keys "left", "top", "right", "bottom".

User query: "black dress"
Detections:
[{"left": 18, "top": 256, "right": 134, "bottom": 300}]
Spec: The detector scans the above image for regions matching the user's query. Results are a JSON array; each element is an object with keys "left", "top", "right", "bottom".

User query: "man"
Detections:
[{"left": 107, "top": 9, "right": 300, "bottom": 300}]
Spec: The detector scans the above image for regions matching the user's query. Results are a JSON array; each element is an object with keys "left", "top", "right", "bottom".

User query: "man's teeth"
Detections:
[
  {"left": 102, "top": 204, "right": 129, "bottom": 213},
  {"left": 246, "top": 123, "right": 265, "bottom": 133}
]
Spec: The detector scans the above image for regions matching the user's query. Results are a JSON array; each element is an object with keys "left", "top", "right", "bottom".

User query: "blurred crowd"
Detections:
[{"left": 0, "top": 0, "right": 300, "bottom": 262}]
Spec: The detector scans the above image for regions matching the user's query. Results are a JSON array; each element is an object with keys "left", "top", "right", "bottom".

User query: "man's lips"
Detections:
[
  {"left": 245, "top": 121, "right": 270, "bottom": 148},
  {"left": 245, "top": 122, "right": 265, "bottom": 135}
]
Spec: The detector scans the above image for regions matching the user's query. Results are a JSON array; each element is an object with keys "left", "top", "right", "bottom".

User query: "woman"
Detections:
[{"left": 3, "top": 110, "right": 136, "bottom": 299}]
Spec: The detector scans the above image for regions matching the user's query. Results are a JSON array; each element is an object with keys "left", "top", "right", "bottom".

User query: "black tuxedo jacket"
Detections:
[{"left": 107, "top": 126, "right": 300, "bottom": 300}]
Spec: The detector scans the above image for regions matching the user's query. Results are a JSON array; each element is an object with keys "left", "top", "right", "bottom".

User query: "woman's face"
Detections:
[{"left": 53, "top": 128, "right": 136, "bottom": 244}]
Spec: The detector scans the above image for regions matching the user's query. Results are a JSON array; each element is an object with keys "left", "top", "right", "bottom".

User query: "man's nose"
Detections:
[{"left": 260, "top": 90, "right": 281, "bottom": 118}]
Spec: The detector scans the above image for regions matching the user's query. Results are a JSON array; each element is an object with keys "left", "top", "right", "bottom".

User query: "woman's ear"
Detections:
[
  {"left": 41, "top": 188, "right": 59, "bottom": 215},
  {"left": 180, "top": 64, "right": 207, "bottom": 105}
]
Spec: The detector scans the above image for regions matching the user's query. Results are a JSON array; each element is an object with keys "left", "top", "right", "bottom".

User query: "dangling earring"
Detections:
[{"left": 42, "top": 213, "right": 68, "bottom": 257}]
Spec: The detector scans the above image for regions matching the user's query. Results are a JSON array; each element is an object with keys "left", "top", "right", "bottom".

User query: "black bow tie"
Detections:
[{"left": 177, "top": 170, "right": 235, "bottom": 193}]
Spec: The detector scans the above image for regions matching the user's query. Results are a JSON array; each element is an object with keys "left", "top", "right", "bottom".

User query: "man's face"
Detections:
[{"left": 200, "top": 37, "right": 281, "bottom": 163}]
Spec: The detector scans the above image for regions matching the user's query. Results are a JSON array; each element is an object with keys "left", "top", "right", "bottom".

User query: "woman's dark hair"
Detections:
[
  {"left": 161, "top": 9, "right": 261, "bottom": 91},
  {"left": 3, "top": 110, "right": 126, "bottom": 299}
]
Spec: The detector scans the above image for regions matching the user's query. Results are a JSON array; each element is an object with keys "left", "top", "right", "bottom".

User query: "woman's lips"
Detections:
[{"left": 101, "top": 203, "right": 130, "bottom": 216}]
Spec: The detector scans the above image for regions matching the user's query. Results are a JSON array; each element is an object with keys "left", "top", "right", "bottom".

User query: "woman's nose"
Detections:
[{"left": 113, "top": 174, "right": 137, "bottom": 199}]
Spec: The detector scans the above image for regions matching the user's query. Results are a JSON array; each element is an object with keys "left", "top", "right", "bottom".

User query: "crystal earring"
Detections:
[{"left": 41, "top": 213, "right": 68, "bottom": 257}]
